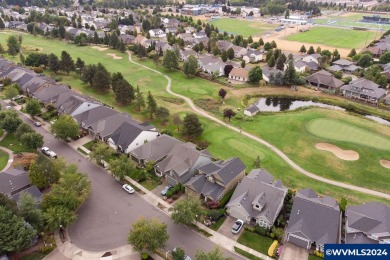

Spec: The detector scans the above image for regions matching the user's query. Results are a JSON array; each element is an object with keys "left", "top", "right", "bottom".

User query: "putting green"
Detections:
[
  {"left": 188, "top": 88, "right": 208, "bottom": 95},
  {"left": 306, "top": 118, "right": 390, "bottom": 151}
]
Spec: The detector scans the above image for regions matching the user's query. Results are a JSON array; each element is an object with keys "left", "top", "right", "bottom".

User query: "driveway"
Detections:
[
  {"left": 152, "top": 182, "right": 167, "bottom": 197},
  {"left": 217, "top": 216, "right": 241, "bottom": 241},
  {"left": 1, "top": 100, "right": 244, "bottom": 260},
  {"left": 279, "top": 243, "right": 309, "bottom": 260}
]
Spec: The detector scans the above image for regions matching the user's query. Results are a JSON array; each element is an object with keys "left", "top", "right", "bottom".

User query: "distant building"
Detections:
[{"left": 361, "top": 15, "right": 390, "bottom": 24}]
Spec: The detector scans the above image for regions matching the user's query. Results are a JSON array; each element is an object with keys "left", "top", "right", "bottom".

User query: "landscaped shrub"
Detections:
[
  {"left": 161, "top": 129, "right": 173, "bottom": 136},
  {"left": 141, "top": 252, "right": 148, "bottom": 260},
  {"left": 219, "top": 188, "right": 235, "bottom": 207},
  {"left": 137, "top": 171, "right": 147, "bottom": 182},
  {"left": 235, "top": 113, "right": 243, "bottom": 120},
  {"left": 166, "top": 190, "right": 173, "bottom": 198},
  {"left": 255, "top": 225, "right": 270, "bottom": 236}
]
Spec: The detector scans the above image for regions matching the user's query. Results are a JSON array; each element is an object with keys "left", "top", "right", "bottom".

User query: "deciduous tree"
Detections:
[
  {"left": 18, "top": 192, "right": 43, "bottom": 231},
  {"left": 0, "top": 206, "right": 37, "bottom": 255},
  {"left": 218, "top": 88, "right": 227, "bottom": 101},
  {"left": 128, "top": 217, "right": 169, "bottom": 254},
  {"left": 3, "top": 85, "right": 19, "bottom": 99},
  {"left": 195, "top": 247, "right": 229, "bottom": 260},
  {"left": 20, "top": 132, "right": 44, "bottom": 150},
  {"left": 0, "top": 112, "right": 22, "bottom": 133},
  {"left": 50, "top": 114, "right": 79, "bottom": 140},
  {"left": 89, "top": 142, "right": 112, "bottom": 165},
  {"left": 173, "top": 114, "right": 182, "bottom": 131},
  {"left": 25, "top": 98, "right": 41, "bottom": 117},
  {"left": 223, "top": 108, "right": 236, "bottom": 121},
  {"left": 183, "top": 55, "right": 198, "bottom": 77},
  {"left": 109, "top": 155, "right": 135, "bottom": 181},
  {"left": 248, "top": 66, "right": 263, "bottom": 84}
]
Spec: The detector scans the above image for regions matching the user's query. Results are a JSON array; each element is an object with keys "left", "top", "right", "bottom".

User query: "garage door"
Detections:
[{"left": 287, "top": 234, "right": 310, "bottom": 249}]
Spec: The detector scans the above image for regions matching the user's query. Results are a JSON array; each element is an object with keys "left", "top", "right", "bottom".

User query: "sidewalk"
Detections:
[
  {"left": 125, "top": 177, "right": 271, "bottom": 260},
  {"left": 0, "top": 131, "right": 14, "bottom": 172}
]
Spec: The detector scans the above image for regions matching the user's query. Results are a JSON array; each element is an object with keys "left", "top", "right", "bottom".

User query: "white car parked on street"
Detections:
[{"left": 122, "top": 184, "right": 135, "bottom": 194}]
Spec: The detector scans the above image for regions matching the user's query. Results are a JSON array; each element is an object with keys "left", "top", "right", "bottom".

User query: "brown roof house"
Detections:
[
  {"left": 226, "top": 169, "right": 287, "bottom": 227},
  {"left": 185, "top": 157, "right": 246, "bottom": 202},
  {"left": 286, "top": 189, "right": 341, "bottom": 252},
  {"left": 340, "top": 79, "right": 387, "bottom": 104},
  {"left": 305, "top": 70, "right": 344, "bottom": 93},
  {"left": 229, "top": 68, "right": 249, "bottom": 82}
]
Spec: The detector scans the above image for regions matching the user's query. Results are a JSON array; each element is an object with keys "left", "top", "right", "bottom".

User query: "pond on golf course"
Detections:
[{"left": 253, "top": 97, "right": 390, "bottom": 126}]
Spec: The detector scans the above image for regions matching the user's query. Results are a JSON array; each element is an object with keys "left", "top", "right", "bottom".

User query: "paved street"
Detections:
[{"left": 1, "top": 100, "right": 244, "bottom": 259}]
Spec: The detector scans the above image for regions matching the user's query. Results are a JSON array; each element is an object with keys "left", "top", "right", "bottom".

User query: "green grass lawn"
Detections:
[
  {"left": 0, "top": 133, "right": 34, "bottom": 153},
  {"left": 234, "top": 247, "right": 262, "bottom": 260},
  {"left": 3, "top": 32, "right": 390, "bottom": 205},
  {"left": 210, "top": 216, "right": 227, "bottom": 231},
  {"left": 285, "top": 27, "right": 377, "bottom": 49},
  {"left": 231, "top": 108, "right": 390, "bottom": 194},
  {"left": 312, "top": 19, "right": 390, "bottom": 30},
  {"left": 0, "top": 149, "right": 9, "bottom": 171},
  {"left": 308, "top": 254, "right": 323, "bottom": 260},
  {"left": 237, "top": 230, "right": 274, "bottom": 255},
  {"left": 306, "top": 118, "right": 390, "bottom": 150},
  {"left": 208, "top": 18, "right": 277, "bottom": 37}
]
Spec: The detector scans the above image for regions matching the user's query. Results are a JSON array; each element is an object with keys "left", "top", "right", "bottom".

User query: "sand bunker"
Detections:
[
  {"left": 107, "top": 53, "right": 122, "bottom": 60},
  {"left": 315, "top": 143, "right": 359, "bottom": 161},
  {"left": 380, "top": 160, "right": 390, "bottom": 169},
  {"left": 91, "top": 46, "right": 108, "bottom": 51}
]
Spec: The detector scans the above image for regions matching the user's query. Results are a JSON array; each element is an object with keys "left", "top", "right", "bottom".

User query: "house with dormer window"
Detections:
[
  {"left": 226, "top": 169, "right": 287, "bottom": 228},
  {"left": 185, "top": 157, "right": 246, "bottom": 202}
]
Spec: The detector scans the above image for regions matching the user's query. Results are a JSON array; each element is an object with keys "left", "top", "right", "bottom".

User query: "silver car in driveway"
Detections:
[{"left": 232, "top": 219, "right": 244, "bottom": 234}]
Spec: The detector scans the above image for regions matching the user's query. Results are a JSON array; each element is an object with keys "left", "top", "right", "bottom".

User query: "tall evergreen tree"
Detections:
[
  {"left": 268, "top": 55, "right": 276, "bottom": 67},
  {"left": 48, "top": 53, "right": 60, "bottom": 74},
  {"left": 7, "top": 35, "right": 20, "bottom": 57},
  {"left": 307, "top": 46, "right": 315, "bottom": 54},
  {"left": 299, "top": 45, "right": 306, "bottom": 53},
  {"left": 146, "top": 91, "right": 157, "bottom": 119},
  {"left": 112, "top": 72, "right": 134, "bottom": 105},
  {"left": 283, "top": 60, "right": 297, "bottom": 86},
  {"left": 162, "top": 50, "right": 178, "bottom": 71},
  {"left": 0, "top": 18, "right": 5, "bottom": 29},
  {"left": 135, "top": 86, "right": 145, "bottom": 111},
  {"left": 182, "top": 114, "right": 203, "bottom": 138},
  {"left": 92, "top": 63, "right": 111, "bottom": 91},
  {"left": 75, "top": 57, "right": 85, "bottom": 72},
  {"left": 60, "top": 51, "right": 75, "bottom": 74}
]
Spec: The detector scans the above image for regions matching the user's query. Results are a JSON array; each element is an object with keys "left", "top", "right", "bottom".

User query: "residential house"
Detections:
[
  {"left": 155, "top": 41, "right": 174, "bottom": 53},
  {"left": 154, "top": 142, "right": 212, "bottom": 186},
  {"left": 133, "top": 35, "right": 147, "bottom": 45},
  {"left": 301, "top": 54, "right": 321, "bottom": 65},
  {"left": 345, "top": 202, "right": 390, "bottom": 244},
  {"left": 165, "top": 27, "right": 178, "bottom": 34},
  {"left": 119, "top": 34, "right": 135, "bottom": 45},
  {"left": 130, "top": 134, "right": 182, "bottom": 165},
  {"left": 74, "top": 106, "right": 118, "bottom": 132},
  {"left": 0, "top": 167, "right": 42, "bottom": 202},
  {"left": 107, "top": 121, "right": 159, "bottom": 154},
  {"left": 286, "top": 189, "right": 341, "bottom": 252},
  {"left": 21, "top": 77, "right": 56, "bottom": 95},
  {"left": 226, "top": 169, "right": 287, "bottom": 227},
  {"left": 162, "top": 18, "right": 180, "bottom": 28},
  {"left": 179, "top": 50, "right": 198, "bottom": 61},
  {"left": 243, "top": 49, "right": 264, "bottom": 63},
  {"left": 229, "top": 68, "right": 249, "bottom": 82},
  {"left": 261, "top": 66, "right": 284, "bottom": 83},
  {"left": 217, "top": 40, "right": 233, "bottom": 52},
  {"left": 305, "top": 70, "right": 344, "bottom": 93},
  {"left": 149, "top": 29, "right": 166, "bottom": 38},
  {"left": 185, "top": 158, "right": 246, "bottom": 202},
  {"left": 198, "top": 55, "right": 225, "bottom": 76},
  {"left": 53, "top": 92, "right": 101, "bottom": 116},
  {"left": 244, "top": 105, "right": 260, "bottom": 116},
  {"left": 285, "top": 60, "right": 309, "bottom": 73},
  {"left": 231, "top": 45, "right": 247, "bottom": 58},
  {"left": 193, "top": 31, "right": 207, "bottom": 39},
  {"left": 30, "top": 83, "right": 71, "bottom": 105},
  {"left": 340, "top": 79, "right": 387, "bottom": 103},
  {"left": 332, "top": 59, "right": 360, "bottom": 73},
  {"left": 384, "top": 93, "right": 390, "bottom": 105}
]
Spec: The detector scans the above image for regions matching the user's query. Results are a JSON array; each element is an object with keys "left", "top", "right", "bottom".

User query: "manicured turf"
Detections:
[
  {"left": 306, "top": 118, "right": 390, "bottom": 150},
  {"left": 313, "top": 19, "right": 390, "bottom": 30},
  {"left": 232, "top": 108, "right": 390, "bottom": 194},
  {"left": 0, "top": 133, "right": 34, "bottom": 153},
  {"left": 234, "top": 247, "right": 262, "bottom": 260},
  {"left": 237, "top": 230, "right": 273, "bottom": 255},
  {"left": 0, "top": 150, "right": 9, "bottom": 171},
  {"left": 285, "top": 27, "right": 377, "bottom": 49},
  {"left": 208, "top": 18, "right": 277, "bottom": 37},
  {"left": 3, "top": 32, "right": 390, "bottom": 205}
]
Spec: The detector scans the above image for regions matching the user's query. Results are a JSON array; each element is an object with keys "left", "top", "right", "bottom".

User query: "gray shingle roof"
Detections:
[
  {"left": 305, "top": 70, "right": 344, "bottom": 89},
  {"left": 341, "top": 79, "right": 387, "bottom": 100},
  {"left": 346, "top": 202, "right": 390, "bottom": 244},
  {"left": 130, "top": 134, "right": 182, "bottom": 163},
  {"left": 74, "top": 106, "right": 118, "bottom": 127},
  {"left": 286, "top": 189, "right": 340, "bottom": 246},
  {"left": 31, "top": 83, "right": 71, "bottom": 103},
  {"left": 11, "top": 185, "right": 42, "bottom": 202},
  {"left": 108, "top": 121, "right": 156, "bottom": 150},
  {"left": 0, "top": 168, "right": 30, "bottom": 196},
  {"left": 226, "top": 169, "right": 287, "bottom": 224},
  {"left": 197, "top": 157, "right": 246, "bottom": 185}
]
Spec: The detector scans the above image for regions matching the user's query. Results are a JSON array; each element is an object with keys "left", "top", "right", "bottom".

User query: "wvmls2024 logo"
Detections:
[{"left": 324, "top": 244, "right": 390, "bottom": 259}]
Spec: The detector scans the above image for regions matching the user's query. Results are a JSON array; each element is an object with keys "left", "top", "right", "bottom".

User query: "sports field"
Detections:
[
  {"left": 285, "top": 27, "right": 377, "bottom": 49},
  {"left": 208, "top": 18, "right": 277, "bottom": 37},
  {"left": 313, "top": 19, "right": 390, "bottom": 30},
  {"left": 307, "top": 118, "right": 390, "bottom": 150}
]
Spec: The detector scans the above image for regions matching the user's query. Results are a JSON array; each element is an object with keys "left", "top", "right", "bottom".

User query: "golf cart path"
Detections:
[{"left": 127, "top": 51, "right": 390, "bottom": 200}]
